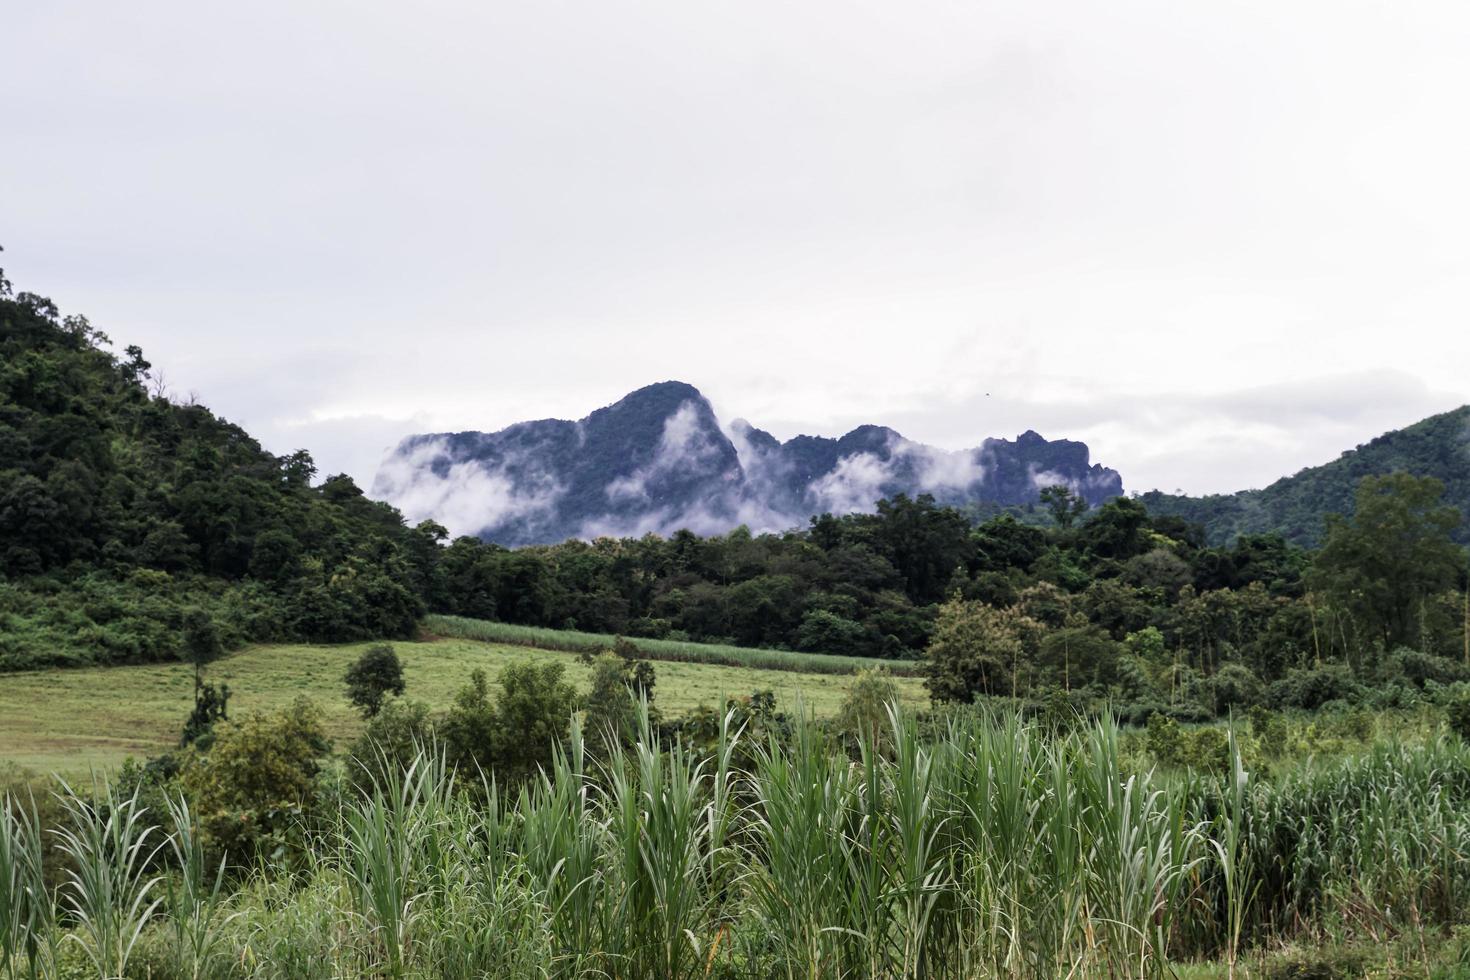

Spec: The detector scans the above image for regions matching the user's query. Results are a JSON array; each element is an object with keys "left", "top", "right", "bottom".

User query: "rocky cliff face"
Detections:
[{"left": 372, "top": 381, "right": 1123, "bottom": 544}]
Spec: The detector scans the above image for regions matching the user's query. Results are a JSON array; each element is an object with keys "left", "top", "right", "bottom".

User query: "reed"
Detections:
[
  {"left": 0, "top": 792, "right": 51, "bottom": 980},
  {"left": 4, "top": 708, "right": 1468, "bottom": 977},
  {"left": 50, "top": 777, "right": 165, "bottom": 979}
]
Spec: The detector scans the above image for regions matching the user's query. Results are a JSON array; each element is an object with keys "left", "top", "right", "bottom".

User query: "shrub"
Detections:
[
  {"left": 1211, "top": 662, "right": 1266, "bottom": 713},
  {"left": 1448, "top": 688, "right": 1470, "bottom": 742},
  {"left": 1269, "top": 664, "right": 1360, "bottom": 711},
  {"left": 347, "top": 697, "right": 434, "bottom": 791},
  {"left": 583, "top": 653, "right": 640, "bottom": 751},
  {"left": 440, "top": 661, "right": 578, "bottom": 785},
  {"left": 180, "top": 682, "right": 230, "bottom": 747},
  {"left": 180, "top": 697, "right": 330, "bottom": 864},
  {"left": 1144, "top": 712, "right": 1232, "bottom": 774},
  {"left": 835, "top": 666, "right": 901, "bottom": 747},
  {"left": 796, "top": 610, "right": 868, "bottom": 653},
  {"left": 1384, "top": 648, "right": 1470, "bottom": 689}
]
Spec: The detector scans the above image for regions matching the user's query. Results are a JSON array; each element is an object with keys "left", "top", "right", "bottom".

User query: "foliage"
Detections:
[
  {"left": 6, "top": 266, "right": 1470, "bottom": 738},
  {"left": 343, "top": 644, "right": 406, "bottom": 718},
  {"left": 582, "top": 649, "right": 658, "bottom": 753},
  {"left": 1308, "top": 473, "right": 1463, "bottom": 650},
  {"left": 923, "top": 595, "right": 1041, "bottom": 701},
  {"left": 833, "top": 666, "right": 901, "bottom": 747},
  {"left": 1141, "top": 403, "right": 1470, "bottom": 547},
  {"left": 439, "top": 662, "right": 577, "bottom": 785},
  {"left": 1449, "top": 688, "right": 1470, "bottom": 743},
  {"left": 8, "top": 708, "right": 1470, "bottom": 977},
  {"left": 179, "top": 698, "right": 330, "bottom": 864},
  {"left": 180, "top": 682, "right": 230, "bottom": 748},
  {"left": 0, "top": 275, "right": 425, "bottom": 669},
  {"left": 348, "top": 698, "right": 435, "bottom": 792}
]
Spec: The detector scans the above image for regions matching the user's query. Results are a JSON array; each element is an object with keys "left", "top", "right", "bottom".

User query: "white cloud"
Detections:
[
  {"left": 372, "top": 438, "right": 565, "bottom": 539},
  {"left": 605, "top": 400, "right": 729, "bottom": 501},
  {"left": 806, "top": 453, "right": 895, "bottom": 515}
]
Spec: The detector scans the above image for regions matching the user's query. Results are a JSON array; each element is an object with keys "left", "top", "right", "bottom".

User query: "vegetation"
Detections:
[
  {"left": 343, "top": 644, "right": 406, "bottom": 718},
  {"left": 0, "top": 638, "right": 929, "bottom": 775},
  {"left": 4, "top": 705, "right": 1470, "bottom": 977},
  {"left": 7, "top": 267, "right": 1470, "bottom": 734},
  {"left": 425, "top": 615, "right": 922, "bottom": 675},
  {"left": 7, "top": 258, "right": 1470, "bottom": 974},
  {"left": 1141, "top": 404, "right": 1470, "bottom": 547}
]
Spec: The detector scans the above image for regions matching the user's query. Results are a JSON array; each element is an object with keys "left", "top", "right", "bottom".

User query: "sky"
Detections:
[{"left": 4, "top": 0, "right": 1469, "bottom": 497}]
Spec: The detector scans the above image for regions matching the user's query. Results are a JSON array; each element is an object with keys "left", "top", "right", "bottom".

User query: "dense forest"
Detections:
[{"left": 4, "top": 268, "right": 1469, "bottom": 726}]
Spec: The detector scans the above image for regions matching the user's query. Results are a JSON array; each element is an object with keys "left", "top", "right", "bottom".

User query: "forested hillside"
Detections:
[
  {"left": 0, "top": 269, "right": 432, "bottom": 667},
  {"left": 1142, "top": 405, "right": 1470, "bottom": 546}
]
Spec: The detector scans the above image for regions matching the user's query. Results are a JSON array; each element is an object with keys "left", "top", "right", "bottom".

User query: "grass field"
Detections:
[
  {"left": 0, "top": 636, "right": 928, "bottom": 775},
  {"left": 425, "top": 614, "right": 924, "bottom": 675}
]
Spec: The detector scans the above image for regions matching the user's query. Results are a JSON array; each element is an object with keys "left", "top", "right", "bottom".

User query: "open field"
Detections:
[
  {"left": 425, "top": 614, "right": 924, "bottom": 675},
  {"left": 0, "top": 636, "right": 928, "bottom": 775}
]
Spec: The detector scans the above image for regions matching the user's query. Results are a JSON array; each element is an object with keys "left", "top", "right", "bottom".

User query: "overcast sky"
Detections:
[{"left": 5, "top": 0, "right": 1468, "bottom": 496}]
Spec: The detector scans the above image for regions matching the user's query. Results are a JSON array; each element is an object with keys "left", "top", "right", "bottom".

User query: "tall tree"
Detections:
[{"left": 1309, "top": 474, "right": 1464, "bottom": 651}]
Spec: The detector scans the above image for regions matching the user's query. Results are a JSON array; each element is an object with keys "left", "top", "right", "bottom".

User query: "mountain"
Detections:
[
  {"left": 371, "top": 381, "right": 1123, "bottom": 544},
  {"left": 1140, "top": 405, "right": 1470, "bottom": 546}
]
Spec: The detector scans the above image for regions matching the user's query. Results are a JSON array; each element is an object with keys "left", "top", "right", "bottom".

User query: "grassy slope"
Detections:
[
  {"left": 0, "top": 637, "right": 928, "bottom": 775},
  {"left": 425, "top": 614, "right": 924, "bottom": 675}
]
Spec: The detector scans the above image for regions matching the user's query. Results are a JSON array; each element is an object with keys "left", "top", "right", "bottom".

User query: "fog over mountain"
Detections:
[{"left": 372, "top": 382, "right": 1121, "bottom": 544}]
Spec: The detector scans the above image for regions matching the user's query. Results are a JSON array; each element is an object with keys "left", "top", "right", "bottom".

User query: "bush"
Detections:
[
  {"left": 834, "top": 666, "right": 901, "bottom": 747},
  {"left": 1269, "top": 664, "right": 1360, "bottom": 711},
  {"left": 347, "top": 697, "right": 434, "bottom": 791},
  {"left": 583, "top": 653, "right": 640, "bottom": 751},
  {"left": 440, "top": 661, "right": 578, "bottom": 785},
  {"left": 181, "top": 697, "right": 330, "bottom": 864},
  {"left": 1449, "top": 688, "right": 1470, "bottom": 742},
  {"left": 796, "top": 609, "right": 868, "bottom": 653},
  {"left": 1384, "top": 648, "right": 1470, "bottom": 689},
  {"left": 1211, "top": 662, "right": 1266, "bottom": 713},
  {"left": 1144, "top": 712, "right": 1232, "bottom": 774}
]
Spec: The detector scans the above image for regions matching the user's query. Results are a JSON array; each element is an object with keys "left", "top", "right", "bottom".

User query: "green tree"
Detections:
[
  {"left": 440, "top": 669, "right": 498, "bottom": 774},
  {"left": 180, "top": 682, "right": 230, "bottom": 747},
  {"left": 440, "top": 661, "right": 578, "bottom": 784},
  {"left": 923, "top": 596, "right": 1042, "bottom": 702},
  {"left": 343, "top": 643, "right": 406, "bottom": 718},
  {"left": 1309, "top": 474, "right": 1464, "bottom": 651},
  {"left": 583, "top": 653, "right": 640, "bottom": 751},
  {"left": 347, "top": 697, "right": 434, "bottom": 791},
  {"left": 181, "top": 607, "right": 222, "bottom": 700},
  {"left": 492, "top": 660, "right": 578, "bottom": 781},
  {"left": 180, "top": 697, "right": 330, "bottom": 862},
  {"left": 1039, "top": 484, "right": 1088, "bottom": 529}
]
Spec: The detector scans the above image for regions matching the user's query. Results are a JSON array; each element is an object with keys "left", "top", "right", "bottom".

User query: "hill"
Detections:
[
  {"left": 0, "top": 266, "right": 435, "bottom": 669},
  {"left": 371, "top": 380, "right": 1123, "bottom": 544},
  {"left": 1140, "top": 406, "right": 1470, "bottom": 546}
]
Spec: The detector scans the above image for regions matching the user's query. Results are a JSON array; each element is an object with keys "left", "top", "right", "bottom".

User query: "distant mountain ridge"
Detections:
[
  {"left": 1141, "top": 405, "right": 1470, "bottom": 546},
  {"left": 372, "top": 381, "right": 1123, "bottom": 544}
]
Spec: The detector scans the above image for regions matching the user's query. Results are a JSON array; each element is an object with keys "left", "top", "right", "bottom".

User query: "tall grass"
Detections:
[
  {"left": 425, "top": 614, "right": 922, "bottom": 676},
  {"left": 163, "top": 796, "right": 231, "bottom": 980},
  {"left": 4, "top": 709, "right": 1469, "bottom": 978},
  {"left": 0, "top": 792, "right": 51, "bottom": 980},
  {"left": 51, "top": 778, "right": 165, "bottom": 978}
]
